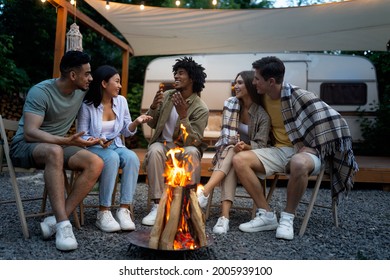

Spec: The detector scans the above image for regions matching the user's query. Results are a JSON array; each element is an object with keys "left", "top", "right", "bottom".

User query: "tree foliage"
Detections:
[
  {"left": 0, "top": 34, "right": 30, "bottom": 94},
  {"left": 352, "top": 51, "right": 390, "bottom": 156},
  {"left": 1, "top": 0, "right": 57, "bottom": 87}
]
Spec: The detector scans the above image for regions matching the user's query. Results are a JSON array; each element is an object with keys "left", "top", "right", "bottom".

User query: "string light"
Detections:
[
  {"left": 70, "top": 0, "right": 76, "bottom": 5},
  {"left": 41, "top": 0, "right": 46, "bottom": 3},
  {"left": 175, "top": 0, "right": 180, "bottom": 7},
  {"left": 212, "top": 0, "right": 217, "bottom": 6},
  {"left": 105, "top": 1, "right": 110, "bottom": 10},
  {"left": 140, "top": 1, "right": 145, "bottom": 10}
]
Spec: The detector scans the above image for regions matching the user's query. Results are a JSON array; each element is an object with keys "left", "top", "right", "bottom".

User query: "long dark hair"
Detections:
[
  {"left": 84, "top": 65, "right": 119, "bottom": 108},
  {"left": 235, "top": 70, "right": 262, "bottom": 105}
]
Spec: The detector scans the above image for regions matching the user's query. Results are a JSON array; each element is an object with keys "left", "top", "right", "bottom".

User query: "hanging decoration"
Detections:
[
  {"left": 66, "top": 1, "right": 83, "bottom": 52},
  {"left": 66, "top": 23, "right": 83, "bottom": 51}
]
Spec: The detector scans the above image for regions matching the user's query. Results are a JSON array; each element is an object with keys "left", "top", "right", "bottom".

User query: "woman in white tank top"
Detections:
[{"left": 77, "top": 65, "right": 152, "bottom": 233}]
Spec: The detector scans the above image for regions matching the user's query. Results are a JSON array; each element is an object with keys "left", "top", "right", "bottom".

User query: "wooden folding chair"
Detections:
[
  {"left": 266, "top": 160, "right": 338, "bottom": 237},
  {"left": 0, "top": 115, "right": 80, "bottom": 239}
]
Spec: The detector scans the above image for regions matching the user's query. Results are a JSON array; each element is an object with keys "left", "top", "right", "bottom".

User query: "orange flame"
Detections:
[
  {"left": 164, "top": 147, "right": 192, "bottom": 187},
  {"left": 180, "top": 123, "right": 188, "bottom": 142},
  {"left": 162, "top": 125, "right": 199, "bottom": 250}
]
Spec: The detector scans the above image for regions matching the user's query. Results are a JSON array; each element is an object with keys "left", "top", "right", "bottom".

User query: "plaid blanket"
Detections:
[
  {"left": 212, "top": 97, "right": 240, "bottom": 167},
  {"left": 281, "top": 83, "right": 359, "bottom": 200}
]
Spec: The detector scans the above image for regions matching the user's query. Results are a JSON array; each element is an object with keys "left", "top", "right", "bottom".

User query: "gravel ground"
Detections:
[{"left": 0, "top": 171, "right": 389, "bottom": 260}]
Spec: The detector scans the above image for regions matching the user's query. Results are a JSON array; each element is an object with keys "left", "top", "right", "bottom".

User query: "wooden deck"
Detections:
[{"left": 133, "top": 149, "right": 390, "bottom": 188}]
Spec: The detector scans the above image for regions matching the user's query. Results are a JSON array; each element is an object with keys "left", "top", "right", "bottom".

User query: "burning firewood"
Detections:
[
  {"left": 159, "top": 186, "right": 183, "bottom": 250},
  {"left": 148, "top": 145, "right": 207, "bottom": 251},
  {"left": 148, "top": 189, "right": 168, "bottom": 249}
]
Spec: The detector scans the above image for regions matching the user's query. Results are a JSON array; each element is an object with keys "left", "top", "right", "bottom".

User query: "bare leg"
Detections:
[
  {"left": 33, "top": 144, "right": 69, "bottom": 222},
  {"left": 233, "top": 151, "right": 270, "bottom": 211},
  {"left": 284, "top": 153, "right": 314, "bottom": 214},
  {"left": 221, "top": 200, "right": 232, "bottom": 218},
  {"left": 34, "top": 145, "right": 103, "bottom": 222},
  {"left": 66, "top": 149, "right": 104, "bottom": 216}
]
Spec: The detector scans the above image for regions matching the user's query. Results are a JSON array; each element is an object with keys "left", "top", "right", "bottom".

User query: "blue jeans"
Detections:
[{"left": 87, "top": 144, "right": 140, "bottom": 207}]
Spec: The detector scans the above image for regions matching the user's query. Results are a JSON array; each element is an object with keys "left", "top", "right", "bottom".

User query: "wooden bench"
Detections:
[{"left": 133, "top": 148, "right": 390, "bottom": 188}]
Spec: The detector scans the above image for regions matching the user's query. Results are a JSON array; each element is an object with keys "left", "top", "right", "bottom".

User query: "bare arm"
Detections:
[
  {"left": 23, "top": 112, "right": 100, "bottom": 147},
  {"left": 128, "top": 114, "right": 153, "bottom": 132}
]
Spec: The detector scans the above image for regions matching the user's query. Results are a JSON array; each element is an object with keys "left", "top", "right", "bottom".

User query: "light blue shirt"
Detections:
[{"left": 77, "top": 95, "right": 136, "bottom": 148}]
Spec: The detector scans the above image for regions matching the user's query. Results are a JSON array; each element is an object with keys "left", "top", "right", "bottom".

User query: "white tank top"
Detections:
[{"left": 101, "top": 120, "right": 115, "bottom": 138}]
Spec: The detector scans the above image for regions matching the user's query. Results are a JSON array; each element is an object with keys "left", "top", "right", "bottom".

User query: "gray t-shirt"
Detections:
[{"left": 12, "top": 79, "right": 86, "bottom": 144}]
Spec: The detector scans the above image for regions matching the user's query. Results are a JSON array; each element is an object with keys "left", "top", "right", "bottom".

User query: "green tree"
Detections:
[
  {"left": 1, "top": 0, "right": 57, "bottom": 85},
  {"left": 281, "top": 0, "right": 332, "bottom": 6},
  {"left": 352, "top": 51, "right": 390, "bottom": 156},
  {"left": 0, "top": 34, "right": 29, "bottom": 94}
]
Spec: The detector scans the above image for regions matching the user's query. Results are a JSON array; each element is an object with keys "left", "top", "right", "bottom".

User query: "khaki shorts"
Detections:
[{"left": 251, "top": 146, "right": 321, "bottom": 179}]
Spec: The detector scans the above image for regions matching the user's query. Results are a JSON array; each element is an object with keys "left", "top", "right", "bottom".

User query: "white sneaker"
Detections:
[
  {"left": 197, "top": 188, "right": 209, "bottom": 208},
  {"left": 40, "top": 216, "right": 57, "bottom": 240},
  {"left": 55, "top": 220, "right": 78, "bottom": 251},
  {"left": 116, "top": 208, "right": 135, "bottom": 231},
  {"left": 142, "top": 204, "right": 158, "bottom": 226},
  {"left": 276, "top": 212, "right": 295, "bottom": 240},
  {"left": 96, "top": 210, "right": 121, "bottom": 232},
  {"left": 239, "top": 209, "right": 278, "bottom": 233},
  {"left": 213, "top": 216, "right": 229, "bottom": 234}
]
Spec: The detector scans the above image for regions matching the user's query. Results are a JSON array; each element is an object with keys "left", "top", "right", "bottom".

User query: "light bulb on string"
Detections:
[
  {"left": 41, "top": 0, "right": 46, "bottom": 3},
  {"left": 70, "top": 0, "right": 76, "bottom": 6},
  {"left": 212, "top": 0, "right": 217, "bottom": 6},
  {"left": 105, "top": 1, "right": 110, "bottom": 10},
  {"left": 175, "top": 0, "right": 180, "bottom": 7},
  {"left": 140, "top": 1, "right": 145, "bottom": 10}
]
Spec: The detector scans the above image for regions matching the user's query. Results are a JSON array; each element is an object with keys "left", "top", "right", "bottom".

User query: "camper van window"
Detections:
[{"left": 320, "top": 83, "right": 367, "bottom": 105}]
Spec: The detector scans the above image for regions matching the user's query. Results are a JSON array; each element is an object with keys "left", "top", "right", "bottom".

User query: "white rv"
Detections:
[{"left": 141, "top": 53, "right": 378, "bottom": 145}]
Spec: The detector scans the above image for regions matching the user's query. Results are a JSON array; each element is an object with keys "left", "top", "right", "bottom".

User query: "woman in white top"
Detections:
[{"left": 77, "top": 65, "right": 151, "bottom": 232}]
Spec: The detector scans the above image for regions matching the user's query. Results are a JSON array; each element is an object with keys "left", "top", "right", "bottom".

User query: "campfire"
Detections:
[{"left": 149, "top": 127, "right": 207, "bottom": 250}]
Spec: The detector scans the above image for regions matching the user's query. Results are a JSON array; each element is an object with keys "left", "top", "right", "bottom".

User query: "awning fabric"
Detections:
[{"left": 85, "top": 0, "right": 390, "bottom": 56}]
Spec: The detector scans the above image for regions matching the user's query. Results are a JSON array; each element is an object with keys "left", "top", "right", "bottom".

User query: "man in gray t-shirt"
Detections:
[{"left": 10, "top": 51, "right": 103, "bottom": 251}]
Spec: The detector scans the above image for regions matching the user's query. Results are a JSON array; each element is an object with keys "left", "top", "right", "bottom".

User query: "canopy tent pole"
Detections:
[
  {"left": 48, "top": 0, "right": 133, "bottom": 97},
  {"left": 52, "top": 5, "right": 67, "bottom": 79}
]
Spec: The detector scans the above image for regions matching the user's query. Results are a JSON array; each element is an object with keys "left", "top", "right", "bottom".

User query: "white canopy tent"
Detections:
[{"left": 85, "top": 0, "right": 390, "bottom": 56}]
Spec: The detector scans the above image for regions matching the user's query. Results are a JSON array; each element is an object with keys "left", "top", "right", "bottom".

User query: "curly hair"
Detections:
[{"left": 172, "top": 57, "right": 207, "bottom": 95}]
